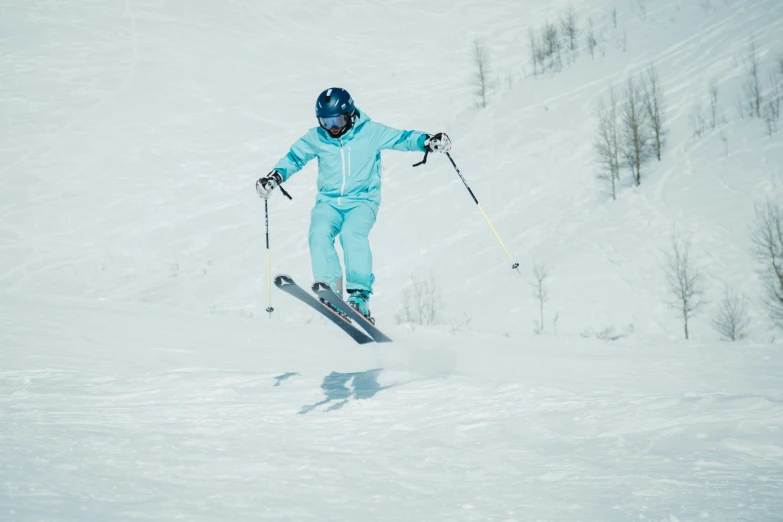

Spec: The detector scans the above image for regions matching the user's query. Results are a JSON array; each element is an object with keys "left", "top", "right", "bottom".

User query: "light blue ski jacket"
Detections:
[{"left": 274, "top": 110, "right": 427, "bottom": 212}]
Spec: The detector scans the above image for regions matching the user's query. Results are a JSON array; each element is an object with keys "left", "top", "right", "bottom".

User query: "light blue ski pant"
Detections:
[{"left": 308, "top": 201, "right": 376, "bottom": 295}]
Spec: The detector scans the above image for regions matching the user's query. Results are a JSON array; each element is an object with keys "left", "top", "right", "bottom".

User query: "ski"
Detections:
[
  {"left": 311, "top": 282, "right": 393, "bottom": 343},
  {"left": 274, "top": 275, "right": 374, "bottom": 345}
]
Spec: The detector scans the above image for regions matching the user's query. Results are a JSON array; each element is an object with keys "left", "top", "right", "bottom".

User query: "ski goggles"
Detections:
[{"left": 318, "top": 113, "right": 350, "bottom": 130}]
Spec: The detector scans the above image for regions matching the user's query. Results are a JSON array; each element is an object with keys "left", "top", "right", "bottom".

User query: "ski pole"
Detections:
[
  {"left": 262, "top": 183, "right": 292, "bottom": 319},
  {"left": 445, "top": 152, "right": 521, "bottom": 275},
  {"left": 264, "top": 198, "right": 274, "bottom": 318}
]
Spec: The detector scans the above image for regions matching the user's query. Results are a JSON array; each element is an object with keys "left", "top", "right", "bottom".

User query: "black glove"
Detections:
[
  {"left": 424, "top": 132, "right": 452, "bottom": 153},
  {"left": 256, "top": 170, "right": 283, "bottom": 199}
]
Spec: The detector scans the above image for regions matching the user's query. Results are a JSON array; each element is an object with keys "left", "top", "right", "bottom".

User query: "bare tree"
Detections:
[
  {"left": 635, "top": 0, "right": 648, "bottom": 19},
  {"left": 473, "top": 40, "right": 491, "bottom": 109},
  {"left": 764, "top": 101, "right": 780, "bottom": 136},
  {"left": 741, "top": 42, "right": 763, "bottom": 118},
  {"left": 642, "top": 65, "right": 666, "bottom": 161},
  {"left": 711, "top": 287, "right": 750, "bottom": 341},
  {"left": 690, "top": 101, "right": 706, "bottom": 138},
  {"left": 586, "top": 17, "right": 598, "bottom": 59},
  {"left": 535, "top": 30, "right": 548, "bottom": 74},
  {"left": 542, "top": 21, "right": 562, "bottom": 72},
  {"left": 708, "top": 78, "right": 720, "bottom": 129},
  {"left": 719, "top": 131, "right": 729, "bottom": 157},
  {"left": 612, "top": 8, "right": 618, "bottom": 28},
  {"left": 528, "top": 28, "right": 541, "bottom": 76},
  {"left": 560, "top": 7, "right": 579, "bottom": 62},
  {"left": 763, "top": 71, "right": 781, "bottom": 135},
  {"left": 665, "top": 235, "right": 707, "bottom": 340},
  {"left": 595, "top": 86, "right": 621, "bottom": 200},
  {"left": 621, "top": 76, "right": 650, "bottom": 186},
  {"left": 530, "top": 263, "right": 549, "bottom": 334},
  {"left": 750, "top": 200, "right": 783, "bottom": 330},
  {"left": 396, "top": 273, "right": 441, "bottom": 326}
]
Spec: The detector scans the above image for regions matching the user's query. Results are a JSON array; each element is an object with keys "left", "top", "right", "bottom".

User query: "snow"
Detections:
[
  {"left": 3, "top": 295, "right": 782, "bottom": 520},
  {"left": 1, "top": 0, "right": 782, "bottom": 520}
]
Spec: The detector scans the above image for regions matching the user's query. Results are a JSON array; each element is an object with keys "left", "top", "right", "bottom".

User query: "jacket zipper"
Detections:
[{"left": 339, "top": 139, "right": 349, "bottom": 205}]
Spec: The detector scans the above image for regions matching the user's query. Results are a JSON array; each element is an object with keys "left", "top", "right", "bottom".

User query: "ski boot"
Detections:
[{"left": 347, "top": 289, "right": 375, "bottom": 325}]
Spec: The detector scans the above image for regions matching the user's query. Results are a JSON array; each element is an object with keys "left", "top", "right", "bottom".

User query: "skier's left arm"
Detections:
[
  {"left": 372, "top": 122, "right": 425, "bottom": 152},
  {"left": 370, "top": 122, "right": 450, "bottom": 154}
]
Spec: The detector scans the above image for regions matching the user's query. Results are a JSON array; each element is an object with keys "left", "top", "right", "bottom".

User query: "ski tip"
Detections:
[
  {"left": 274, "top": 274, "right": 294, "bottom": 287},
  {"left": 311, "top": 281, "right": 331, "bottom": 292}
]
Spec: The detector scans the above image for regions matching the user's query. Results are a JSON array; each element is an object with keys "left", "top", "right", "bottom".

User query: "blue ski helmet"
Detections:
[{"left": 315, "top": 87, "right": 356, "bottom": 138}]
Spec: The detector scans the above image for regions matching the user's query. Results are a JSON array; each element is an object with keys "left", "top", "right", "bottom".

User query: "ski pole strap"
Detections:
[
  {"left": 278, "top": 184, "right": 293, "bottom": 200},
  {"left": 412, "top": 150, "right": 429, "bottom": 167}
]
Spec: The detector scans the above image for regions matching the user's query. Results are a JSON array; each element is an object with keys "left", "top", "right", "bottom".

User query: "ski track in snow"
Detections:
[{"left": 2, "top": 0, "right": 783, "bottom": 520}]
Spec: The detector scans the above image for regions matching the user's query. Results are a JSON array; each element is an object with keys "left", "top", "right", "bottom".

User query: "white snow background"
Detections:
[{"left": 2, "top": 0, "right": 783, "bottom": 520}]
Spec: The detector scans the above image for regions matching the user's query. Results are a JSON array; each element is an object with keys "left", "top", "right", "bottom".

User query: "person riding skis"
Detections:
[{"left": 256, "top": 87, "right": 450, "bottom": 323}]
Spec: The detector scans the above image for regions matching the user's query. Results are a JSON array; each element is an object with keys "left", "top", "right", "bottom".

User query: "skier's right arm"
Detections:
[{"left": 273, "top": 132, "right": 317, "bottom": 181}]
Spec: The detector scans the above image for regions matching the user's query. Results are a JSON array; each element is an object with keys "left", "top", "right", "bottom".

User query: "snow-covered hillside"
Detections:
[{"left": 1, "top": 0, "right": 782, "bottom": 520}]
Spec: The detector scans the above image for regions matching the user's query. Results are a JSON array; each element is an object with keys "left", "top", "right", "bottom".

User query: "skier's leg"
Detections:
[
  {"left": 308, "top": 203, "right": 344, "bottom": 291},
  {"left": 339, "top": 204, "right": 377, "bottom": 294}
]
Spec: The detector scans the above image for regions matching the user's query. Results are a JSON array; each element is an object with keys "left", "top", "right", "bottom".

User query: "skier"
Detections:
[{"left": 256, "top": 87, "right": 451, "bottom": 323}]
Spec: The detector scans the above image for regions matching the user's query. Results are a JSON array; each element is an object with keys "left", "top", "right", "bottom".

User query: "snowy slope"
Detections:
[
  {"left": 2, "top": 0, "right": 781, "bottom": 340},
  {"left": 3, "top": 295, "right": 782, "bottom": 521},
  {"left": 2, "top": 0, "right": 783, "bottom": 520}
]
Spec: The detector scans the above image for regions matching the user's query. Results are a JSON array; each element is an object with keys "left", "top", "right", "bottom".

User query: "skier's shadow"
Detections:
[{"left": 299, "top": 368, "right": 388, "bottom": 415}]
